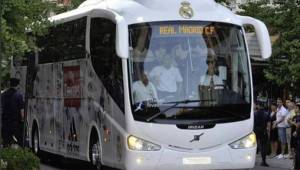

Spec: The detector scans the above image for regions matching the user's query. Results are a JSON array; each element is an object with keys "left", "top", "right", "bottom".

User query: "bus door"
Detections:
[
  {"left": 25, "top": 51, "right": 37, "bottom": 146},
  {"left": 89, "top": 17, "right": 117, "bottom": 165},
  {"left": 100, "top": 90, "right": 115, "bottom": 164}
]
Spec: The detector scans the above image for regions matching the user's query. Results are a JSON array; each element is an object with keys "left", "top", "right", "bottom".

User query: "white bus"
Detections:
[{"left": 11, "top": 0, "right": 272, "bottom": 169}]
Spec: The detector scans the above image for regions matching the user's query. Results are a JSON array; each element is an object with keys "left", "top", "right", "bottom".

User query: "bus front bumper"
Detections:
[{"left": 124, "top": 145, "right": 256, "bottom": 170}]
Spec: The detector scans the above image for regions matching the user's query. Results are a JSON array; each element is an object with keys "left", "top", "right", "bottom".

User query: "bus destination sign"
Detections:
[{"left": 159, "top": 25, "right": 215, "bottom": 36}]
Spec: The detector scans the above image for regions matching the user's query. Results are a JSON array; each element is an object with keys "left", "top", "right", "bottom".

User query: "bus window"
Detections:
[
  {"left": 90, "top": 18, "right": 124, "bottom": 112},
  {"left": 37, "top": 17, "right": 86, "bottom": 64},
  {"left": 128, "top": 21, "right": 251, "bottom": 123}
]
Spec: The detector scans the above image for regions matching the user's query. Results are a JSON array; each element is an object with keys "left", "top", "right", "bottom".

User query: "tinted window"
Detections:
[
  {"left": 38, "top": 17, "right": 86, "bottom": 64},
  {"left": 90, "top": 18, "right": 124, "bottom": 112}
]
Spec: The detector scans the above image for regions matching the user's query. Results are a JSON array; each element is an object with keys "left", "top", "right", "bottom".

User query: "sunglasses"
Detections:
[{"left": 206, "top": 60, "right": 215, "bottom": 64}]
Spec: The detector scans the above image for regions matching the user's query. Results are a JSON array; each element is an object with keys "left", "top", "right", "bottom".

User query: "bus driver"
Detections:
[{"left": 132, "top": 72, "right": 158, "bottom": 103}]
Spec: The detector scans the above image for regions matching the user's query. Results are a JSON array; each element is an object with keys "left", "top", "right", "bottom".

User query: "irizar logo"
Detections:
[
  {"left": 190, "top": 133, "right": 204, "bottom": 142},
  {"left": 188, "top": 125, "right": 205, "bottom": 129}
]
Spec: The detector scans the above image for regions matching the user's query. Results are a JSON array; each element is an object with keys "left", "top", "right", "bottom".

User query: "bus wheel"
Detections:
[
  {"left": 32, "top": 127, "right": 39, "bottom": 155},
  {"left": 89, "top": 134, "right": 102, "bottom": 170}
]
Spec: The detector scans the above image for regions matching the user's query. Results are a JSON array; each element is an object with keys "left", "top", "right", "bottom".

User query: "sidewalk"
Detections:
[{"left": 255, "top": 154, "right": 293, "bottom": 170}]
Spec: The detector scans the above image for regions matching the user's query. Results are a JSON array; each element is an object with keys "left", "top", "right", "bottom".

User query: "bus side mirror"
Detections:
[
  {"left": 116, "top": 16, "right": 129, "bottom": 59},
  {"left": 238, "top": 16, "right": 272, "bottom": 59}
]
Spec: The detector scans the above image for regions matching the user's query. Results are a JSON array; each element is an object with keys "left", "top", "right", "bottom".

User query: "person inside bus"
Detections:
[
  {"left": 150, "top": 49, "right": 183, "bottom": 100},
  {"left": 132, "top": 72, "right": 158, "bottom": 104},
  {"left": 199, "top": 49, "right": 224, "bottom": 90}
]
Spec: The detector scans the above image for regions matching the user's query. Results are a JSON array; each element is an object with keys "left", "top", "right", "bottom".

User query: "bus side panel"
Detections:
[
  {"left": 35, "top": 64, "right": 56, "bottom": 151},
  {"left": 60, "top": 59, "right": 89, "bottom": 160},
  {"left": 53, "top": 62, "right": 65, "bottom": 154}
]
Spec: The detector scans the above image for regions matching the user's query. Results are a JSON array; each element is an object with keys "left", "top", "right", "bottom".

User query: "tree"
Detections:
[
  {"left": 239, "top": 0, "right": 300, "bottom": 97},
  {"left": 0, "top": 0, "right": 54, "bottom": 144},
  {"left": 0, "top": 0, "right": 55, "bottom": 87},
  {"left": 215, "top": 0, "right": 230, "bottom": 6}
]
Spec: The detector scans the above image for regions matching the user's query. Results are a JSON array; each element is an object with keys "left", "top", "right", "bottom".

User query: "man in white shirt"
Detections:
[
  {"left": 273, "top": 98, "right": 289, "bottom": 159},
  {"left": 199, "top": 50, "right": 224, "bottom": 90},
  {"left": 150, "top": 54, "right": 183, "bottom": 99},
  {"left": 132, "top": 72, "right": 158, "bottom": 104}
]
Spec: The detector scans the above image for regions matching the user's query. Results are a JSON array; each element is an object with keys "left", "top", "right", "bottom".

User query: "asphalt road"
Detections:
[{"left": 41, "top": 155, "right": 293, "bottom": 170}]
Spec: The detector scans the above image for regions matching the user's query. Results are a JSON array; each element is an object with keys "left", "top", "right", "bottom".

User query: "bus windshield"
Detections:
[{"left": 128, "top": 21, "right": 251, "bottom": 124}]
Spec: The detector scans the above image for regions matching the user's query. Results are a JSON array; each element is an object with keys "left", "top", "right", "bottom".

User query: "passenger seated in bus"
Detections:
[
  {"left": 132, "top": 72, "right": 158, "bottom": 104},
  {"left": 150, "top": 52, "right": 183, "bottom": 100},
  {"left": 199, "top": 49, "right": 224, "bottom": 90}
]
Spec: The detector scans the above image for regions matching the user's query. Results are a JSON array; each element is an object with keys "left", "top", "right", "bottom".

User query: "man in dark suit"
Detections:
[
  {"left": 1, "top": 78, "right": 24, "bottom": 147},
  {"left": 254, "top": 102, "right": 270, "bottom": 167}
]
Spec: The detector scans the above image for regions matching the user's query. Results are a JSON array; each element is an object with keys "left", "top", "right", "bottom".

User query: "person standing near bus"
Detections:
[
  {"left": 1, "top": 78, "right": 25, "bottom": 147},
  {"left": 286, "top": 102, "right": 296, "bottom": 159},
  {"left": 273, "top": 98, "right": 289, "bottom": 159},
  {"left": 288, "top": 102, "right": 299, "bottom": 170},
  {"left": 254, "top": 102, "right": 270, "bottom": 167},
  {"left": 295, "top": 104, "right": 300, "bottom": 170},
  {"left": 269, "top": 102, "right": 279, "bottom": 157}
]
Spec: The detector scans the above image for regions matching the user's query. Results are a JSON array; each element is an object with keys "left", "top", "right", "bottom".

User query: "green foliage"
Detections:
[
  {"left": 0, "top": 147, "right": 40, "bottom": 170},
  {"left": 215, "top": 0, "right": 230, "bottom": 5},
  {"left": 239, "top": 0, "right": 300, "bottom": 94},
  {"left": 0, "top": 0, "right": 54, "bottom": 87},
  {"left": 54, "top": 0, "right": 85, "bottom": 13},
  {"left": 0, "top": 0, "right": 85, "bottom": 89}
]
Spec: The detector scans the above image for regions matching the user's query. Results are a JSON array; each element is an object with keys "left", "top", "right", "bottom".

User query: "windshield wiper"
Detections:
[{"left": 146, "top": 99, "right": 215, "bottom": 122}]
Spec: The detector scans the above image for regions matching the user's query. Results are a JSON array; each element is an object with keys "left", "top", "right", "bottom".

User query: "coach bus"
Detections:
[{"left": 11, "top": 0, "right": 272, "bottom": 169}]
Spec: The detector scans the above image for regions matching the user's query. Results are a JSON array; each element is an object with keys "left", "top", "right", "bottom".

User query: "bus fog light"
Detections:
[
  {"left": 246, "top": 155, "right": 252, "bottom": 161},
  {"left": 128, "top": 135, "right": 161, "bottom": 151},
  {"left": 229, "top": 132, "right": 256, "bottom": 149},
  {"left": 136, "top": 157, "right": 144, "bottom": 164}
]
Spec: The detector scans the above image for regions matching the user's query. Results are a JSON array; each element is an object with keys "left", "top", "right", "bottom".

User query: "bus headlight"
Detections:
[
  {"left": 128, "top": 135, "right": 161, "bottom": 151},
  {"left": 229, "top": 132, "right": 256, "bottom": 149}
]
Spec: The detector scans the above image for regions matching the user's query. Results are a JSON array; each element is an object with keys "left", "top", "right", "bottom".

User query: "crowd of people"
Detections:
[{"left": 254, "top": 98, "right": 300, "bottom": 169}]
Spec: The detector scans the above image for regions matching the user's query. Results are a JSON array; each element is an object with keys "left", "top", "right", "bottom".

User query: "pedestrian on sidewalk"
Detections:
[
  {"left": 254, "top": 102, "right": 270, "bottom": 167},
  {"left": 273, "top": 98, "right": 289, "bottom": 159},
  {"left": 270, "top": 102, "right": 279, "bottom": 158},
  {"left": 287, "top": 102, "right": 299, "bottom": 169},
  {"left": 1, "top": 78, "right": 25, "bottom": 147},
  {"left": 294, "top": 102, "right": 300, "bottom": 170},
  {"left": 286, "top": 101, "right": 295, "bottom": 158},
  {"left": 287, "top": 102, "right": 297, "bottom": 159}
]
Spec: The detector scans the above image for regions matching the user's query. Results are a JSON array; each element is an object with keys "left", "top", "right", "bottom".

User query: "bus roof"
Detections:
[{"left": 50, "top": 0, "right": 243, "bottom": 26}]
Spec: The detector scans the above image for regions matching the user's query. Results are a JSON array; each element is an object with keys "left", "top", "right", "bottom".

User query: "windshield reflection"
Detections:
[{"left": 128, "top": 21, "right": 251, "bottom": 123}]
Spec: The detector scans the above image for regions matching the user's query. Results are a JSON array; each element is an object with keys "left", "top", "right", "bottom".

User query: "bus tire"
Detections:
[
  {"left": 89, "top": 130, "right": 102, "bottom": 170},
  {"left": 32, "top": 124, "right": 40, "bottom": 155}
]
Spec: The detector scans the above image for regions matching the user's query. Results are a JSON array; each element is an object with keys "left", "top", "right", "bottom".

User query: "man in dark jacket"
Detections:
[
  {"left": 254, "top": 102, "right": 270, "bottom": 167},
  {"left": 1, "top": 78, "right": 24, "bottom": 147},
  {"left": 295, "top": 103, "right": 300, "bottom": 170}
]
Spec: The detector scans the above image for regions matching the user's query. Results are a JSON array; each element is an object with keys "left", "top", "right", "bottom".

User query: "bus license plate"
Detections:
[{"left": 182, "top": 157, "right": 212, "bottom": 165}]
